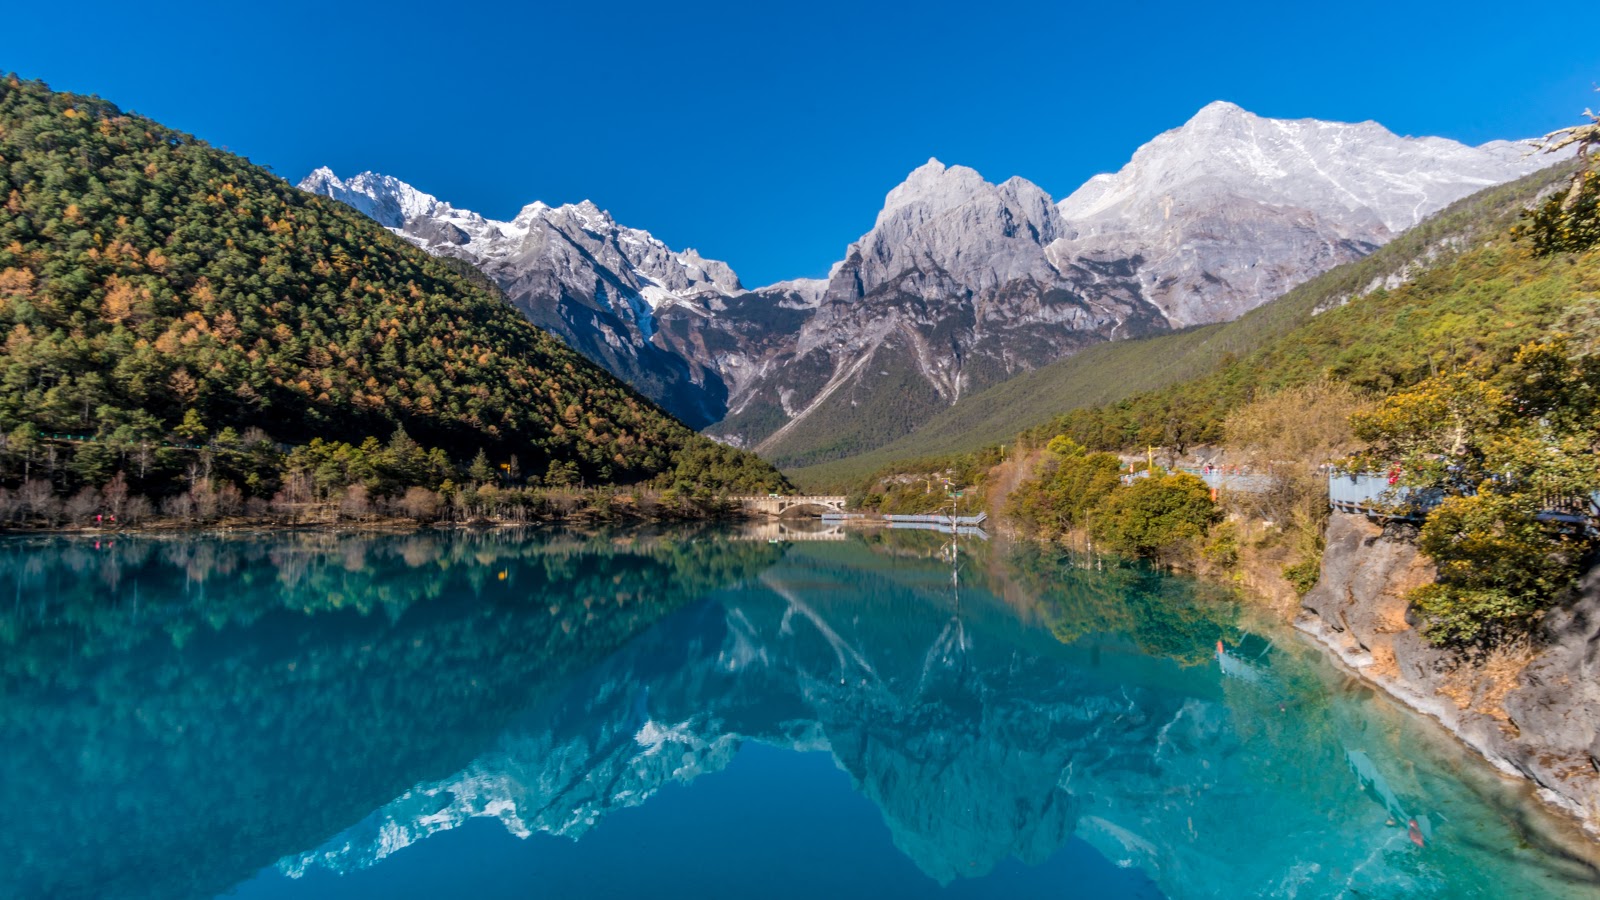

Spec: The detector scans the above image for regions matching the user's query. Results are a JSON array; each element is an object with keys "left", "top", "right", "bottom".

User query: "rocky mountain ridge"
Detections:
[
  {"left": 299, "top": 167, "right": 744, "bottom": 426},
  {"left": 1053, "top": 100, "right": 1549, "bottom": 326},
  {"left": 303, "top": 104, "right": 1561, "bottom": 462}
]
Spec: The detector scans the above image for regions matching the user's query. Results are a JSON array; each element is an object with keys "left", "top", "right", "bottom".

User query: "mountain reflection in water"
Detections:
[{"left": 1, "top": 528, "right": 1596, "bottom": 899}]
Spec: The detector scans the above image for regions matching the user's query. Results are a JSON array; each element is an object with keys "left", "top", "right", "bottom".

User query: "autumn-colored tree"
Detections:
[
  {"left": 1224, "top": 380, "right": 1373, "bottom": 592},
  {"left": 1350, "top": 340, "right": 1600, "bottom": 646},
  {"left": 1090, "top": 473, "right": 1220, "bottom": 560}
]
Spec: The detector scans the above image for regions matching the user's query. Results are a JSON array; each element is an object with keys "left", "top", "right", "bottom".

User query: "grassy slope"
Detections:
[{"left": 788, "top": 160, "right": 1583, "bottom": 491}]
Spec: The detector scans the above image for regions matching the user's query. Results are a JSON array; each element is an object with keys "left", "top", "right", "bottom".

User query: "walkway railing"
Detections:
[
  {"left": 1162, "top": 467, "right": 1276, "bottom": 494},
  {"left": 1327, "top": 471, "right": 1442, "bottom": 520},
  {"left": 42, "top": 432, "right": 207, "bottom": 451},
  {"left": 1327, "top": 471, "right": 1600, "bottom": 529}
]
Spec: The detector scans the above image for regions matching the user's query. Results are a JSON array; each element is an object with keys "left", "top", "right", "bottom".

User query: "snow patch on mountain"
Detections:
[
  {"left": 298, "top": 169, "right": 743, "bottom": 319},
  {"left": 1057, "top": 100, "right": 1549, "bottom": 232},
  {"left": 1046, "top": 100, "right": 1561, "bottom": 326}
]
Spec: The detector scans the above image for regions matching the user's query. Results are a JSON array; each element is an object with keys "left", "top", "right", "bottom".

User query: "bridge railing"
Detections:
[{"left": 731, "top": 495, "right": 847, "bottom": 503}]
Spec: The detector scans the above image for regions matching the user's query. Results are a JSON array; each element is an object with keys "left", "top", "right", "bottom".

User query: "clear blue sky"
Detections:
[{"left": 5, "top": 1, "right": 1598, "bottom": 285}]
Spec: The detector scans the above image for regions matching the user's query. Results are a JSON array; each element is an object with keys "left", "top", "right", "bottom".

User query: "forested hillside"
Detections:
[{"left": 0, "top": 76, "right": 785, "bottom": 520}]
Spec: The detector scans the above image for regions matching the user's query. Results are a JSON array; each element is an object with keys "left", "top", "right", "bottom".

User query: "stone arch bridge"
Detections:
[{"left": 733, "top": 495, "right": 848, "bottom": 517}]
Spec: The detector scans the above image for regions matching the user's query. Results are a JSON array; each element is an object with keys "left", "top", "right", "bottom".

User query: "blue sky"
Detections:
[{"left": 5, "top": 1, "right": 1597, "bottom": 285}]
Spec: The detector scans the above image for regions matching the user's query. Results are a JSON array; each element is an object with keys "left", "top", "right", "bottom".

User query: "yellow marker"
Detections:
[{"left": 498, "top": 570, "right": 508, "bottom": 581}]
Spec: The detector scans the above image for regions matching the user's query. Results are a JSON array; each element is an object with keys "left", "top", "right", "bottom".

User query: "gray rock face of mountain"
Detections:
[
  {"left": 301, "top": 105, "right": 1559, "bottom": 461},
  {"left": 708, "top": 112, "right": 1556, "bottom": 460},
  {"left": 705, "top": 160, "right": 1165, "bottom": 460}
]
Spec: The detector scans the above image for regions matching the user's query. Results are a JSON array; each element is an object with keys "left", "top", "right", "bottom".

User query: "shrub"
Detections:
[
  {"left": 1202, "top": 521, "right": 1241, "bottom": 568},
  {"left": 1091, "top": 473, "right": 1220, "bottom": 558},
  {"left": 1408, "top": 494, "right": 1587, "bottom": 646},
  {"left": 1007, "top": 444, "right": 1123, "bottom": 536},
  {"left": 1283, "top": 557, "right": 1321, "bottom": 597}
]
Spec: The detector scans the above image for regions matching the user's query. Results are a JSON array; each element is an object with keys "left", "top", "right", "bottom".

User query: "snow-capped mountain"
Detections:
[
  {"left": 300, "top": 167, "right": 462, "bottom": 231},
  {"left": 1051, "top": 100, "right": 1554, "bottom": 325},
  {"left": 301, "top": 104, "right": 1563, "bottom": 460},
  {"left": 299, "top": 168, "right": 743, "bottom": 427},
  {"left": 711, "top": 118, "right": 1554, "bottom": 460}
]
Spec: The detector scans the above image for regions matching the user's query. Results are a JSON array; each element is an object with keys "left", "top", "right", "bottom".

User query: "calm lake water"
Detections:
[{"left": 2, "top": 526, "right": 1598, "bottom": 899}]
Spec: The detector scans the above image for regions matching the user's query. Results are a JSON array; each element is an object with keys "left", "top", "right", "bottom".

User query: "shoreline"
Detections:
[
  {"left": 1287, "top": 512, "right": 1600, "bottom": 848},
  {"left": 0, "top": 509, "right": 759, "bottom": 538},
  {"left": 1292, "top": 612, "right": 1600, "bottom": 838}
]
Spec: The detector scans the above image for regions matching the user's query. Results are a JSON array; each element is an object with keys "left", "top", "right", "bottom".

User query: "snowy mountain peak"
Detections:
[
  {"left": 1049, "top": 101, "right": 1560, "bottom": 326},
  {"left": 297, "top": 168, "right": 740, "bottom": 295},
  {"left": 877, "top": 158, "right": 994, "bottom": 225},
  {"left": 514, "top": 199, "right": 551, "bottom": 219},
  {"left": 1058, "top": 102, "right": 1551, "bottom": 232},
  {"left": 300, "top": 167, "right": 456, "bottom": 229},
  {"left": 1188, "top": 99, "right": 1248, "bottom": 122}
]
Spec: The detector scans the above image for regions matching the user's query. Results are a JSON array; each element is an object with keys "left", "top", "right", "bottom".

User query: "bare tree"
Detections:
[
  {"left": 19, "top": 478, "right": 58, "bottom": 525},
  {"left": 123, "top": 495, "right": 153, "bottom": 525},
  {"left": 64, "top": 488, "right": 99, "bottom": 523},
  {"left": 1535, "top": 86, "right": 1600, "bottom": 208},
  {"left": 102, "top": 472, "right": 129, "bottom": 520},
  {"left": 396, "top": 486, "right": 443, "bottom": 521},
  {"left": 339, "top": 484, "right": 372, "bottom": 520},
  {"left": 161, "top": 493, "right": 196, "bottom": 522}
]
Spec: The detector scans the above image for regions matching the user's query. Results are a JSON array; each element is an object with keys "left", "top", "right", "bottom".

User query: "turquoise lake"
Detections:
[{"left": 2, "top": 526, "right": 1598, "bottom": 898}]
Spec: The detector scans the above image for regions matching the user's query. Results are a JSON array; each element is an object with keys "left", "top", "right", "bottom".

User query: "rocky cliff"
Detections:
[{"left": 1299, "top": 512, "right": 1600, "bottom": 834}]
